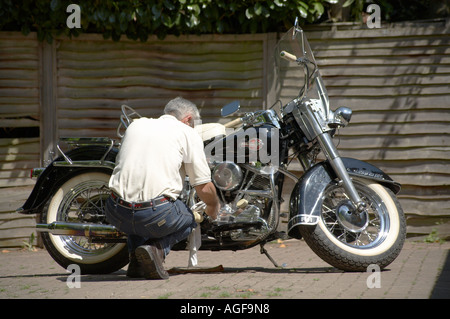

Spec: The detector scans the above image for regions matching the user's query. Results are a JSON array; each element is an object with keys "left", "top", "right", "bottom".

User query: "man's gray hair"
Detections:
[{"left": 164, "top": 97, "right": 200, "bottom": 121}]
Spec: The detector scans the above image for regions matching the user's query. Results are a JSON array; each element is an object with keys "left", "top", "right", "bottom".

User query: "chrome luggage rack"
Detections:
[
  {"left": 53, "top": 105, "right": 142, "bottom": 169},
  {"left": 54, "top": 137, "right": 117, "bottom": 169}
]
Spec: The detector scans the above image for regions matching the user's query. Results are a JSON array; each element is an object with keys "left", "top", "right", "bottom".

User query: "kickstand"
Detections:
[{"left": 260, "top": 244, "right": 279, "bottom": 268}]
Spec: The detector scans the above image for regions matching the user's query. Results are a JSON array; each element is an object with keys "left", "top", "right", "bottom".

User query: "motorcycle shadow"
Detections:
[
  {"left": 54, "top": 269, "right": 131, "bottom": 283},
  {"left": 52, "top": 266, "right": 342, "bottom": 283},
  {"left": 219, "top": 266, "right": 341, "bottom": 274},
  {"left": 165, "top": 264, "right": 341, "bottom": 276},
  {"left": 0, "top": 272, "right": 69, "bottom": 280}
]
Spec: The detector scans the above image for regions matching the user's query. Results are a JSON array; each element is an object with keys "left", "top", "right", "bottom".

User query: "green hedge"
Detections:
[{"left": 0, "top": 0, "right": 339, "bottom": 42}]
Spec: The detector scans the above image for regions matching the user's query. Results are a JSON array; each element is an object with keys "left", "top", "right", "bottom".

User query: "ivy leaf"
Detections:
[
  {"left": 136, "top": 7, "right": 145, "bottom": 19},
  {"left": 161, "top": 13, "right": 174, "bottom": 28},
  {"left": 312, "top": 2, "right": 324, "bottom": 16},
  {"left": 97, "top": 9, "right": 107, "bottom": 22},
  {"left": 50, "top": 0, "right": 59, "bottom": 11},
  {"left": 187, "top": 4, "right": 201, "bottom": 16},
  {"left": 297, "top": 1, "right": 309, "bottom": 10},
  {"left": 119, "top": 11, "right": 127, "bottom": 22},
  {"left": 152, "top": 5, "right": 162, "bottom": 20},
  {"left": 343, "top": 0, "right": 355, "bottom": 7},
  {"left": 254, "top": 2, "right": 262, "bottom": 16},
  {"left": 262, "top": 5, "right": 270, "bottom": 18},
  {"left": 216, "top": 20, "right": 225, "bottom": 33},
  {"left": 298, "top": 6, "right": 308, "bottom": 19},
  {"left": 118, "top": 11, "right": 129, "bottom": 32},
  {"left": 245, "top": 7, "right": 254, "bottom": 19},
  {"left": 163, "top": 0, "right": 175, "bottom": 11},
  {"left": 187, "top": 14, "right": 199, "bottom": 28}
]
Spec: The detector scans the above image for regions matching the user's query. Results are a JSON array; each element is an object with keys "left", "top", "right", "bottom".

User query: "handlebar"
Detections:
[
  {"left": 280, "top": 50, "right": 298, "bottom": 62},
  {"left": 223, "top": 117, "right": 243, "bottom": 128}
]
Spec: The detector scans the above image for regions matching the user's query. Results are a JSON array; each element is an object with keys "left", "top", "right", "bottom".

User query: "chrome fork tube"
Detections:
[
  {"left": 317, "top": 133, "right": 366, "bottom": 212},
  {"left": 267, "top": 171, "right": 280, "bottom": 231}
]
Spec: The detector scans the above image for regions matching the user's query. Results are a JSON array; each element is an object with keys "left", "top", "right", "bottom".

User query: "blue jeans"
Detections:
[{"left": 105, "top": 196, "right": 197, "bottom": 256}]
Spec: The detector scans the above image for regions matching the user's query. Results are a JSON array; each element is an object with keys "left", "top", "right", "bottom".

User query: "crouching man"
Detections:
[{"left": 105, "top": 97, "right": 220, "bottom": 279}]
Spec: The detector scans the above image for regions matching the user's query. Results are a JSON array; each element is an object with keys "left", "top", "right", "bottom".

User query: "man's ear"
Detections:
[{"left": 181, "top": 115, "right": 193, "bottom": 127}]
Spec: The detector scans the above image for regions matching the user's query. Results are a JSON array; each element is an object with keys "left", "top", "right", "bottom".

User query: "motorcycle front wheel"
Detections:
[
  {"left": 40, "top": 171, "right": 129, "bottom": 274},
  {"left": 299, "top": 178, "right": 406, "bottom": 272}
]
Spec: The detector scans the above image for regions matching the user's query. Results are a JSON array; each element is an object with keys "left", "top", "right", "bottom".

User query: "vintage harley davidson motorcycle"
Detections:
[{"left": 17, "top": 20, "right": 406, "bottom": 274}]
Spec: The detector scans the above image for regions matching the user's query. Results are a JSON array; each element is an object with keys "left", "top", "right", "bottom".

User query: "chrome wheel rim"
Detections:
[
  {"left": 55, "top": 180, "right": 117, "bottom": 257},
  {"left": 321, "top": 180, "right": 390, "bottom": 249}
]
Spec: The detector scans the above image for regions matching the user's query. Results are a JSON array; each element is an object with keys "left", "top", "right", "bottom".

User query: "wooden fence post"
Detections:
[
  {"left": 263, "top": 33, "right": 280, "bottom": 109},
  {"left": 39, "top": 40, "right": 58, "bottom": 167},
  {"left": 37, "top": 40, "right": 58, "bottom": 247}
]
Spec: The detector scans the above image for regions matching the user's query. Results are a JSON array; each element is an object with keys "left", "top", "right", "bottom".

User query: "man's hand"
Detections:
[{"left": 194, "top": 182, "right": 220, "bottom": 220}]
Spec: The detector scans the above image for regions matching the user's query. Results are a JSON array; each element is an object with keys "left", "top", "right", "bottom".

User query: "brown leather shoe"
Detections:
[
  {"left": 135, "top": 244, "right": 169, "bottom": 280},
  {"left": 126, "top": 253, "right": 144, "bottom": 278}
]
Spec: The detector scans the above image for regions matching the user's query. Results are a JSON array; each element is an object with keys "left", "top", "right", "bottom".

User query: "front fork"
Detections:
[{"left": 317, "top": 133, "right": 366, "bottom": 212}]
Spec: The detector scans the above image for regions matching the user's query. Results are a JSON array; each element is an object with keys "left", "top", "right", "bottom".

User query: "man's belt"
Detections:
[{"left": 110, "top": 192, "right": 171, "bottom": 210}]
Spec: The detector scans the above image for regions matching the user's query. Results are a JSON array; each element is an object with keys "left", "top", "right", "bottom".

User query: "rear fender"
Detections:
[
  {"left": 17, "top": 146, "right": 117, "bottom": 215},
  {"left": 287, "top": 157, "right": 401, "bottom": 239}
]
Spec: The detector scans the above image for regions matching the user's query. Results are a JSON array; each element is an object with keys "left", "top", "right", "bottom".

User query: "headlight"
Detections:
[{"left": 332, "top": 107, "right": 352, "bottom": 127}]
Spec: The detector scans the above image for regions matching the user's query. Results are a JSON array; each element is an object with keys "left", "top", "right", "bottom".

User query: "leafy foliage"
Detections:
[
  {"left": 0, "top": 0, "right": 339, "bottom": 42},
  {"left": 342, "top": 0, "right": 448, "bottom": 23}
]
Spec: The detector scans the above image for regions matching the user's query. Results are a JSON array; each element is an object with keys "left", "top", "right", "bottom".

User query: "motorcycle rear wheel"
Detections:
[
  {"left": 40, "top": 171, "right": 129, "bottom": 274},
  {"left": 299, "top": 178, "right": 406, "bottom": 272}
]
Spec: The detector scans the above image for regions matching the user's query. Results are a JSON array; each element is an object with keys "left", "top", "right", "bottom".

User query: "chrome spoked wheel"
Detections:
[
  {"left": 41, "top": 171, "right": 128, "bottom": 274},
  {"left": 56, "top": 179, "right": 115, "bottom": 257},
  {"left": 299, "top": 178, "right": 406, "bottom": 271}
]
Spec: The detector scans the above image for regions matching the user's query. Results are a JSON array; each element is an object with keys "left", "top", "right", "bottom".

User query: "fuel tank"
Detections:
[{"left": 203, "top": 123, "right": 279, "bottom": 164}]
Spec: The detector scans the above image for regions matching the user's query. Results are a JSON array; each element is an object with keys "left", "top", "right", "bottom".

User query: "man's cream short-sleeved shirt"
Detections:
[{"left": 109, "top": 115, "right": 211, "bottom": 202}]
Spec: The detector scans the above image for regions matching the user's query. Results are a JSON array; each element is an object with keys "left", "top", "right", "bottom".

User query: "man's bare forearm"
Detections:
[{"left": 194, "top": 182, "right": 220, "bottom": 220}]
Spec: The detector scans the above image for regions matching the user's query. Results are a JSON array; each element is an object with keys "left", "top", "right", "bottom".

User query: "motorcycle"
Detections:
[{"left": 17, "top": 19, "right": 406, "bottom": 274}]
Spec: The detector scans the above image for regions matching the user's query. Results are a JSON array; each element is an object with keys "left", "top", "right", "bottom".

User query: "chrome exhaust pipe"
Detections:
[{"left": 36, "top": 221, "right": 125, "bottom": 238}]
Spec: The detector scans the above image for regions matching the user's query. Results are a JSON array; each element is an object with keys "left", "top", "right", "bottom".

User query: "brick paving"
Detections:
[{"left": 0, "top": 238, "right": 449, "bottom": 300}]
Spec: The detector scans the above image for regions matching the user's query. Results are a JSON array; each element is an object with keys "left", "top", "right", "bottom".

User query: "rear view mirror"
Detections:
[{"left": 221, "top": 100, "right": 240, "bottom": 117}]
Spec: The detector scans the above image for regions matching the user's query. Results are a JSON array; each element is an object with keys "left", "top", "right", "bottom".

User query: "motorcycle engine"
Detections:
[{"left": 208, "top": 161, "right": 272, "bottom": 241}]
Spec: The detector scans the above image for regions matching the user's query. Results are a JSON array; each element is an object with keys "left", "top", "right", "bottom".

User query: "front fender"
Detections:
[
  {"left": 17, "top": 145, "right": 117, "bottom": 215},
  {"left": 287, "top": 157, "right": 400, "bottom": 239}
]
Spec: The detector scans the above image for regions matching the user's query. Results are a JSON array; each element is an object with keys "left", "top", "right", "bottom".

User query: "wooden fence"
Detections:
[
  {"left": 0, "top": 32, "right": 40, "bottom": 247},
  {"left": 0, "top": 19, "right": 449, "bottom": 247}
]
